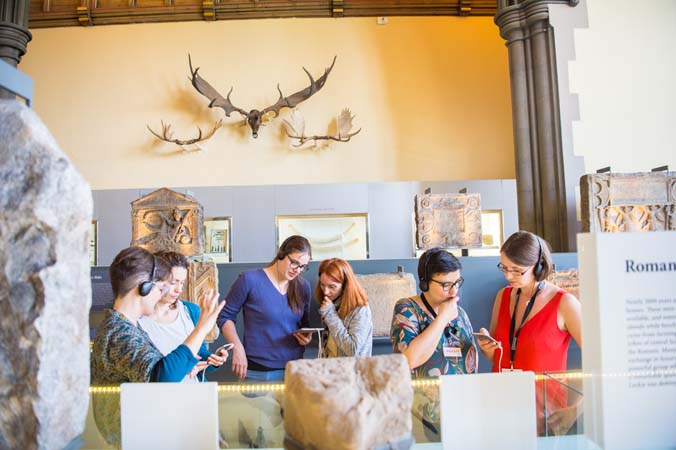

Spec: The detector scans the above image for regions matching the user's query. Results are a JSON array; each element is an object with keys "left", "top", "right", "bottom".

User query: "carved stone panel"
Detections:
[
  {"left": 354, "top": 272, "right": 417, "bottom": 337},
  {"left": 131, "top": 188, "right": 204, "bottom": 255},
  {"left": 184, "top": 260, "right": 219, "bottom": 343},
  {"left": 414, "top": 193, "right": 482, "bottom": 249},
  {"left": 548, "top": 268, "right": 579, "bottom": 300},
  {"left": 580, "top": 172, "right": 676, "bottom": 232}
]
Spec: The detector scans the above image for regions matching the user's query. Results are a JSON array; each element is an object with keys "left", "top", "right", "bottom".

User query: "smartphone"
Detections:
[
  {"left": 294, "top": 327, "right": 324, "bottom": 334},
  {"left": 472, "top": 332, "right": 498, "bottom": 344},
  {"left": 214, "top": 343, "right": 234, "bottom": 354}
]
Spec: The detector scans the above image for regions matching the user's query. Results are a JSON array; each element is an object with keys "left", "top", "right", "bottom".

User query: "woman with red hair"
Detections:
[{"left": 316, "top": 258, "right": 373, "bottom": 357}]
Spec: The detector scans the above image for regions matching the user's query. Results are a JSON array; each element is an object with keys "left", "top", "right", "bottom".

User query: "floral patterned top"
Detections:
[{"left": 390, "top": 297, "right": 478, "bottom": 379}]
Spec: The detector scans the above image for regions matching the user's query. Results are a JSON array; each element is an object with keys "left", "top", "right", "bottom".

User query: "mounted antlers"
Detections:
[
  {"left": 147, "top": 119, "right": 223, "bottom": 151},
  {"left": 188, "top": 55, "right": 337, "bottom": 138},
  {"left": 284, "top": 108, "right": 361, "bottom": 148}
]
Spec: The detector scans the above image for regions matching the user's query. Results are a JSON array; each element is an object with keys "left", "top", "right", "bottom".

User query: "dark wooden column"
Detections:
[
  {"left": 0, "top": 1, "right": 32, "bottom": 98},
  {"left": 495, "top": 0, "right": 578, "bottom": 251}
]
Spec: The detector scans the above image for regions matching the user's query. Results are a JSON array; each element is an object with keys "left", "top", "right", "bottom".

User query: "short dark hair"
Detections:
[
  {"left": 109, "top": 247, "right": 171, "bottom": 298},
  {"left": 418, "top": 248, "right": 462, "bottom": 281},
  {"left": 155, "top": 251, "right": 188, "bottom": 270},
  {"left": 501, "top": 231, "right": 553, "bottom": 281}
]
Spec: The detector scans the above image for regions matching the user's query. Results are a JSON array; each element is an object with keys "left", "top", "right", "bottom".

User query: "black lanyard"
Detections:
[
  {"left": 508, "top": 281, "right": 544, "bottom": 367},
  {"left": 419, "top": 293, "right": 457, "bottom": 341}
]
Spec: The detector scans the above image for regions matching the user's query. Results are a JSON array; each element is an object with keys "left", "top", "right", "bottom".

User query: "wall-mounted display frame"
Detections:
[
  {"left": 90, "top": 220, "right": 98, "bottom": 266},
  {"left": 203, "top": 216, "right": 232, "bottom": 263},
  {"left": 276, "top": 213, "right": 370, "bottom": 260}
]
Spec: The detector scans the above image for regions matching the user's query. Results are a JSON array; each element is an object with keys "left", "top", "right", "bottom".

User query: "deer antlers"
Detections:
[
  {"left": 284, "top": 108, "right": 361, "bottom": 148},
  {"left": 188, "top": 54, "right": 337, "bottom": 138},
  {"left": 147, "top": 119, "right": 223, "bottom": 151}
]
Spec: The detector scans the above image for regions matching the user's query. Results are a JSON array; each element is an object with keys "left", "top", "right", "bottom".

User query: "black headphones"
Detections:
[
  {"left": 138, "top": 255, "right": 157, "bottom": 297},
  {"left": 533, "top": 236, "right": 544, "bottom": 278},
  {"left": 418, "top": 248, "right": 442, "bottom": 292}
]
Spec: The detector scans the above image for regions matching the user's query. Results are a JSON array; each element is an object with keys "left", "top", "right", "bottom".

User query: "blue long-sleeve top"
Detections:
[{"left": 216, "top": 268, "right": 310, "bottom": 369}]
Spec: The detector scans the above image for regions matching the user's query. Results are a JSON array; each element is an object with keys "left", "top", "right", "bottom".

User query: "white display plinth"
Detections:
[
  {"left": 440, "top": 372, "right": 537, "bottom": 450},
  {"left": 578, "top": 232, "right": 676, "bottom": 450},
  {"left": 120, "top": 382, "right": 219, "bottom": 450}
]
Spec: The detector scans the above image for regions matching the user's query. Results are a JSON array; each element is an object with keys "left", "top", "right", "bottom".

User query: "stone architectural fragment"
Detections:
[
  {"left": 548, "top": 268, "right": 579, "bottom": 300},
  {"left": 185, "top": 260, "right": 220, "bottom": 342},
  {"left": 284, "top": 354, "right": 413, "bottom": 450},
  {"left": 0, "top": 100, "right": 91, "bottom": 449},
  {"left": 131, "top": 188, "right": 204, "bottom": 255},
  {"left": 354, "top": 272, "right": 417, "bottom": 337},
  {"left": 415, "top": 193, "right": 482, "bottom": 249},
  {"left": 580, "top": 172, "right": 676, "bottom": 232}
]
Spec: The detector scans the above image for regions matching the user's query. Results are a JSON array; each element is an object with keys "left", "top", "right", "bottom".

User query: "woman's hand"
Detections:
[
  {"left": 231, "top": 343, "right": 247, "bottom": 379},
  {"left": 476, "top": 327, "right": 499, "bottom": 360},
  {"left": 320, "top": 296, "right": 333, "bottom": 309},
  {"left": 546, "top": 405, "right": 578, "bottom": 435},
  {"left": 195, "top": 289, "right": 225, "bottom": 332},
  {"left": 293, "top": 331, "right": 313, "bottom": 346},
  {"left": 437, "top": 296, "right": 459, "bottom": 323},
  {"left": 207, "top": 348, "right": 229, "bottom": 367},
  {"left": 188, "top": 361, "right": 209, "bottom": 379}
]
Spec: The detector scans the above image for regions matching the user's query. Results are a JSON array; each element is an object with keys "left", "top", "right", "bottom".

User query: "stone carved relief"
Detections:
[
  {"left": 354, "top": 272, "right": 417, "bottom": 337},
  {"left": 415, "top": 193, "right": 482, "bottom": 249},
  {"left": 131, "top": 188, "right": 204, "bottom": 255},
  {"left": 580, "top": 172, "right": 676, "bottom": 232},
  {"left": 184, "top": 260, "right": 219, "bottom": 343},
  {"left": 548, "top": 268, "right": 579, "bottom": 300}
]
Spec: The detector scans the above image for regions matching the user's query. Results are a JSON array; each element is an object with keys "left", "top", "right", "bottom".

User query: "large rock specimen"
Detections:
[
  {"left": 284, "top": 354, "right": 413, "bottom": 450},
  {"left": 0, "top": 100, "right": 92, "bottom": 449}
]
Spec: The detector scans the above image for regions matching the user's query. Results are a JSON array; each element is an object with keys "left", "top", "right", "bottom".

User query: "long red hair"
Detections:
[{"left": 316, "top": 258, "right": 368, "bottom": 319}]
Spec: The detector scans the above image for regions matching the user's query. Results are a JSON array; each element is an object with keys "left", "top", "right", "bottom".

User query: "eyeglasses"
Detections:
[
  {"left": 430, "top": 277, "right": 464, "bottom": 291},
  {"left": 286, "top": 255, "right": 309, "bottom": 273},
  {"left": 496, "top": 263, "right": 529, "bottom": 275}
]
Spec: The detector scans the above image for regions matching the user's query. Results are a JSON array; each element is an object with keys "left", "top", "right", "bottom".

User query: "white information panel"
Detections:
[
  {"left": 440, "top": 372, "right": 537, "bottom": 450},
  {"left": 121, "top": 382, "right": 219, "bottom": 450},
  {"left": 578, "top": 232, "right": 676, "bottom": 450}
]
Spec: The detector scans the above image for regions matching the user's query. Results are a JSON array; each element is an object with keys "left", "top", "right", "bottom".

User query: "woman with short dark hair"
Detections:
[
  {"left": 476, "top": 230, "right": 582, "bottom": 435},
  {"left": 91, "top": 246, "right": 225, "bottom": 383}
]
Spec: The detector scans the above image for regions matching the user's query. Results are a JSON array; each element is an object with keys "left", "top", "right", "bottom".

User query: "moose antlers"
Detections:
[
  {"left": 188, "top": 54, "right": 337, "bottom": 138},
  {"left": 147, "top": 119, "right": 223, "bottom": 151},
  {"left": 284, "top": 108, "right": 361, "bottom": 148}
]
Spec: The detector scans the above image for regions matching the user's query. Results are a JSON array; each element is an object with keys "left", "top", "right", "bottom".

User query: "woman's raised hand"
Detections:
[{"left": 196, "top": 289, "right": 225, "bottom": 331}]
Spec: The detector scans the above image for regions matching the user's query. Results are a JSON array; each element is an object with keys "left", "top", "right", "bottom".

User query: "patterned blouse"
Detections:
[{"left": 390, "top": 297, "right": 478, "bottom": 379}]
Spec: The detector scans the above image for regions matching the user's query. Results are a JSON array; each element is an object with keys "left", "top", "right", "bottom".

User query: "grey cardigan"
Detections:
[{"left": 319, "top": 301, "right": 373, "bottom": 358}]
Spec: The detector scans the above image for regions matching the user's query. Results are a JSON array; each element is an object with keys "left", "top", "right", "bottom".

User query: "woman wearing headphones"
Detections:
[
  {"left": 476, "top": 230, "right": 582, "bottom": 435},
  {"left": 390, "top": 248, "right": 477, "bottom": 377},
  {"left": 217, "top": 235, "right": 313, "bottom": 382},
  {"left": 316, "top": 258, "right": 372, "bottom": 358},
  {"left": 91, "top": 246, "right": 225, "bottom": 384}
]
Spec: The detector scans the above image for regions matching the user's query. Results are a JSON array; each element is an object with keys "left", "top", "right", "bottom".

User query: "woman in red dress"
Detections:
[{"left": 476, "top": 231, "right": 582, "bottom": 436}]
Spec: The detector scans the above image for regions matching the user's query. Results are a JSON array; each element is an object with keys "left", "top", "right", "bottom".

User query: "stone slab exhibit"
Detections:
[
  {"left": 284, "top": 354, "right": 413, "bottom": 450},
  {"left": 580, "top": 171, "right": 676, "bottom": 233},
  {"left": 0, "top": 100, "right": 92, "bottom": 449},
  {"left": 414, "top": 193, "right": 482, "bottom": 249},
  {"left": 354, "top": 272, "right": 417, "bottom": 337},
  {"left": 185, "top": 260, "right": 219, "bottom": 342},
  {"left": 130, "top": 187, "right": 204, "bottom": 255},
  {"left": 579, "top": 232, "right": 676, "bottom": 450}
]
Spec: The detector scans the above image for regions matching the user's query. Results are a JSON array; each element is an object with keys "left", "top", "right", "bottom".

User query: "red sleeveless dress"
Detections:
[{"left": 491, "top": 286, "right": 571, "bottom": 434}]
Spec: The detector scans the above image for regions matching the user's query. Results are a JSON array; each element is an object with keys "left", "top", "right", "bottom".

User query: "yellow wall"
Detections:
[{"left": 20, "top": 17, "right": 514, "bottom": 190}]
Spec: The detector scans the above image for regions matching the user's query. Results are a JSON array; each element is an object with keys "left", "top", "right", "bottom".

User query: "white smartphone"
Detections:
[
  {"left": 214, "top": 342, "right": 234, "bottom": 354},
  {"left": 294, "top": 327, "right": 324, "bottom": 334},
  {"left": 472, "top": 332, "right": 498, "bottom": 344}
]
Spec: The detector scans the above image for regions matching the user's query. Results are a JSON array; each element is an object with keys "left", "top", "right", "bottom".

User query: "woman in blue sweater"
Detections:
[
  {"left": 91, "top": 246, "right": 225, "bottom": 383},
  {"left": 217, "top": 235, "right": 313, "bottom": 381}
]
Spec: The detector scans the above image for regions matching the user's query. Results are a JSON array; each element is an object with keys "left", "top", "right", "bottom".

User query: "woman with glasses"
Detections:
[
  {"left": 217, "top": 235, "right": 313, "bottom": 381},
  {"left": 138, "top": 251, "right": 229, "bottom": 382},
  {"left": 91, "top": 247, "right": 225, "bottom": 384},
  {"left": 476, "top": 230, "right": 582, "bottom": 435},
  {"left": 316, "top": 258, "right": 372, "bottom": 358},
  {"left": 391, "top": 248, "right": 477, "bottom": 377}
]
